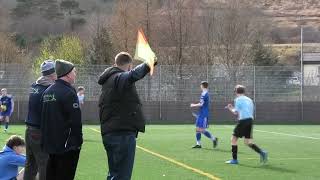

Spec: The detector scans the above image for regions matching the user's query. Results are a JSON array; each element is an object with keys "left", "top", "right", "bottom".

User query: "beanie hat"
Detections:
[
  {"left": 41, "top": 60, "right": 55, "bottom": 76},
  {"left": 55, "top": 59, "right": 75, "bottom": 78}
]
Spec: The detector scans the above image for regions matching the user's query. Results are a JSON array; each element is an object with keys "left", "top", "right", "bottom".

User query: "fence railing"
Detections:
[
  {"left": 0, "top": 64, "right": 313, "bottom": 102},
  {"left": 1, "top": 64, "right": 320, "bottom": 122}
]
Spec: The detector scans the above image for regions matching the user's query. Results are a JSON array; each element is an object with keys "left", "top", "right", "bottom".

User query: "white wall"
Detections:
[{"left": 304, "top": 64, "right": 320, "bottom": 86}]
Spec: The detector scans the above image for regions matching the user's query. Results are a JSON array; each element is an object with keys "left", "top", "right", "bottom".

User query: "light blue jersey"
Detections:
[{"left": 234, "top": 95, "right": 254, "bottom": 120}]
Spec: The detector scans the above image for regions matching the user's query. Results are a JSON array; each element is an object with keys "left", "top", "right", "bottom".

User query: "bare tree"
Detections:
[
  {"left": 0, "top": 33, "right": 23, "bottom": 64},
  {"left": 205, "top": 0, "right": 267, "bottom": 84},
  {"left": 110, "top": 0, "right": 144, "bottom": 53},
  {"left": 163, "top": 0, "right": 198, "bottom": 100},
  {"left": 0, "top": 6, "right": 9, "bottom": 32}
]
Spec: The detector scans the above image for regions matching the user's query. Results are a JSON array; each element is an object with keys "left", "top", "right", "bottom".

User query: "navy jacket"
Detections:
[
  {"left": 26, "top": 83, "right": 49, "bottom": 128},
  {"left": 98, "top": 63, "right": 150, "bottom": 135},
  {"left": 41, "top": 79, "right": 83, "bottom": 154}
]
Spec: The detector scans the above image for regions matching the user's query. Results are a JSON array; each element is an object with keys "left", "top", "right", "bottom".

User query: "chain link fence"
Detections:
[{"left": 0, "top": 64, "right": 319, "bottom": 123}]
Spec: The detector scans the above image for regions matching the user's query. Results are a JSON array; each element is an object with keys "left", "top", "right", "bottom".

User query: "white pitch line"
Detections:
[
  {"left": 246, "top": 157, "right": 320, "bottom": 160},
  {"left": 254, "top": 129, "right": 320, "bottom": 140},
  {"left": 223, "top": 125, "right": 320, "bottom": 140}
]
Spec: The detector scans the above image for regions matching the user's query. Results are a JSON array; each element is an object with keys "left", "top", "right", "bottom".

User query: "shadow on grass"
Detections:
[
  {"left": 238, "top": 164, "right": 296, "bottom": 173},
  {"left": 201, "top": 147, "right": 247, "bottom": 155}
]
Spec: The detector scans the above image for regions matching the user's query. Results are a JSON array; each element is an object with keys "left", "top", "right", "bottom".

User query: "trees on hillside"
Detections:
[
  {"left": 0, "top": 33, "right": 23, "bottom": 64},
  {"left": 1, "top": 0, "right": 279, "bottom": 70},
  {"left": 34, "top": 35, "right": 86, "bottom": 74}
]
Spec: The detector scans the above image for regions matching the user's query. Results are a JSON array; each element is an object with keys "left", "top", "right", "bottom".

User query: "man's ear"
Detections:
[
  {"left": 128, "top": 64, "right": 133, "bottom": 71},
  {"left": 12, "top": 146, "right": 17, "bottom": 152}
]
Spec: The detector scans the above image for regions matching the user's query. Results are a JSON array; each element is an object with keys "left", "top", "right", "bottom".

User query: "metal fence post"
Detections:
[
  {"left": 253, "top": 66, "right": 257, "bottom": 120},
  {"left": 159, "top": 65, "right": 162, "bottom": 121},
  {"left": 300, "top": 26, "right": 304, "bottom": 122},
  {"left": 17, "top": 99, "right": 20, "bottom": 122}
]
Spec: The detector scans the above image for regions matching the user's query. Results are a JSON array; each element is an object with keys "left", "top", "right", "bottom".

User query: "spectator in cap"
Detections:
[
  {"left": 41, "top": 59, "right": 82, "bottom": 180},
  {"left": 25, "top": 59, "right": 57, "bottom": 180}
]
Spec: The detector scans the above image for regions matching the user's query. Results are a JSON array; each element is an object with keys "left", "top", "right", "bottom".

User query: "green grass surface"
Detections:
[{"left": 1, "top": 125, "right": 320, "bottom": 180}]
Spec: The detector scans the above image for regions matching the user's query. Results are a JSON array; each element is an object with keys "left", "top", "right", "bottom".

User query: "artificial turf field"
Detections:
[{"left": 1, "top": 125, "right": 320, "bottom": 180}]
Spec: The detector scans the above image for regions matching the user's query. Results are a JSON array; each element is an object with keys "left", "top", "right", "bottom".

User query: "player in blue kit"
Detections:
[
  {"left": 226, "top": 85, "right": 268, "bottom": 164},
  {"left": 0, "top": 88, "right": 14, "bottom": 132},
  {"left": 190, "top": 81, "right": 218, "bottom": 149}
]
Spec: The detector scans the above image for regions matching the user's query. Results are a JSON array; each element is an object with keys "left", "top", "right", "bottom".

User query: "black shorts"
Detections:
[{"left": 233, "top": 118, "right": 253, "bottom": 139}]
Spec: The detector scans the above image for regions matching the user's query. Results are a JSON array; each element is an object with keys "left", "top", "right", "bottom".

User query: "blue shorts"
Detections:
[
  {"left": 196, "top": 117, "right": 208, "bottom": 128},
  {"left": 0, "top": 111, "right": 12, "bottom": 117}
]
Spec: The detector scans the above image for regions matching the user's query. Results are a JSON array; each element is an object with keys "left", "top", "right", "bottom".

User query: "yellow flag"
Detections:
[{"left": 134, "top": 29, "right": 157, "bottom": 75}]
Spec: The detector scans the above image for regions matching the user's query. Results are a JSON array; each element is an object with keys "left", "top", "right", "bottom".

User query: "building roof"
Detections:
[{"left": 303, "top": 52, "right": 320, "bottom": 62}]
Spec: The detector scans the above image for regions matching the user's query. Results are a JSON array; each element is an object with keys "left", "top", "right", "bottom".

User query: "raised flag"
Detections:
[{"left": 134, "top": 29, "right": 157, "bottom": 75}]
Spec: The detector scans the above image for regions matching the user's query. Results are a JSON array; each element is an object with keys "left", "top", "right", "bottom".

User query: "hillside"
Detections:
[{"left": 247, "top": 0, "right": 320, "bottom": 43}]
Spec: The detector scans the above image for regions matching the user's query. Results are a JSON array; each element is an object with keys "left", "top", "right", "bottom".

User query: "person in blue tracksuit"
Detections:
[{"left": 0, "top": 135, "right": 26, "bottom": 180}]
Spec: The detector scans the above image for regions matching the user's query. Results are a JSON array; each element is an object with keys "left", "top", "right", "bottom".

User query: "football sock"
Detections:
[
  {"left": 5, "top": 122, "right": 8, "bottom": 130},
  {"left": 196, "top": 132, "right": 201, "bottom": 145},
  {"left": 203, "top": 130, "right": 216, "bottom": 141},
  {"left": 248, "top": 143, "right": 262, "bottom": 154},
  {"left": 232, "top": 145, "right": 238, "bottom": 160}
]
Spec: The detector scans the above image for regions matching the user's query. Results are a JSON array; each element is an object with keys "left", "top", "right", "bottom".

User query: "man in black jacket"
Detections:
[
  {"left": 25, "top": 60, "right": 56, "bottom": 180},
  {"left": 41, "top": 59, "right": 82, "bottom": 180},
  {"left": 98, "top": 52, "right": 155, "bottom": 180}
]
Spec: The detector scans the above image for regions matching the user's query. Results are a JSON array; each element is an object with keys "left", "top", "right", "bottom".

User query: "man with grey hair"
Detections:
[
  {"left": 24, "top": 60, "right": 57, "bottom": 180},
  {"left": 41, "top": 59, "right": 82, "bottom": 180}
]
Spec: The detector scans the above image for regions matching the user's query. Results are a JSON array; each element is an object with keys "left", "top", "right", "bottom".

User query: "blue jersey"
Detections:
[
  {"left": 0, "top": 146, "right": 26, "bottom": 180},
  {"left": 0, "top": 95, "right": 13, "bottom": 115},
  {"left": 198, "top": 90, "right": 210, "bottom": 118},
  {"left": 234, "top": 95, "right": 254, "bottom": 120}
]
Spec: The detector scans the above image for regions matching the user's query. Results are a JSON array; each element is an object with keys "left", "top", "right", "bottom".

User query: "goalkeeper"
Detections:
[{"left": 0, "top": 88, "right": 14, "bottom": 132}]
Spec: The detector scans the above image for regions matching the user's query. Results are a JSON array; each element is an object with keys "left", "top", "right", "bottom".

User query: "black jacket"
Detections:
[
  {"left": 41, "top": 79, "right": 83, "bottom": 154},
  {"left": 98, "top": 63, "right": 150, "bottom": 135}
]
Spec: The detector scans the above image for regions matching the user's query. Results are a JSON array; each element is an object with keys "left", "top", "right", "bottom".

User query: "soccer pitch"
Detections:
[{"left": 1, "top": 125, "right": 320, "bottom": 180}]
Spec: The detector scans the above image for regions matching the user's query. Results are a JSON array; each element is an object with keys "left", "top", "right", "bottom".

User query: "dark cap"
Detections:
[{"left": 55, "top": 59, "right": 75, "bottom": 78}]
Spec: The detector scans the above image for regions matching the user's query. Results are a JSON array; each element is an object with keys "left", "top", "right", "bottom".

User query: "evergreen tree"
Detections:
[
  {"left": 90, "top": 27, "right": 114, "bottom": 65},
  {"left": 251, "top": 39, "right": 278, "bottom": 66}
]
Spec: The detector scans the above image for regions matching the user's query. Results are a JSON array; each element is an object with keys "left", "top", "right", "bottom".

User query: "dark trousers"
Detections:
[
  {"left": 46, "top": 150, "right": 80, "bottom": 180},
  {"left": 24, "top": 126, "right": 49, "bottom": 180},
  {"left": 103, "top": 132, "right": 136, "bottom": 180}
]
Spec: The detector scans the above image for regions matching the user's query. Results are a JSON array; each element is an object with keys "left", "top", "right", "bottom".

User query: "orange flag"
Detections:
[{"left": 134, "top": 29, "right": 157, "bottom": 75}]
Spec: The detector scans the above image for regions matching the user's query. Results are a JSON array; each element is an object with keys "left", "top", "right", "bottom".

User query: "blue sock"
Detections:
[
  {"left": 196, "top": 132, "right": 201, "bottom": 145},
  {"left": 203, "top": 130, "right": 215, "bottom": 141},
  {"left": 5, "top": 122, "right": 8, "bottom": 129}
]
